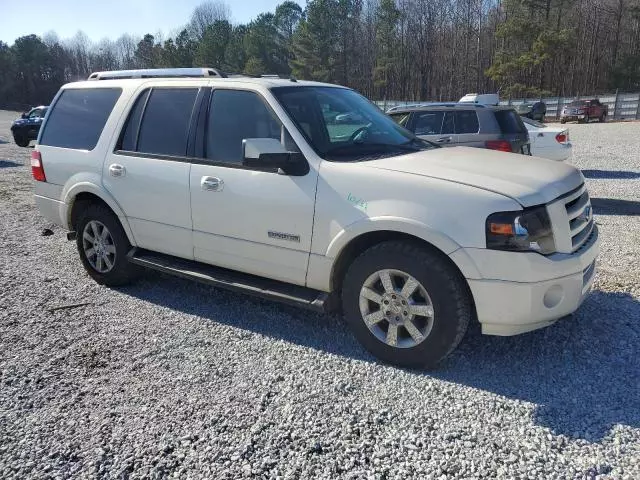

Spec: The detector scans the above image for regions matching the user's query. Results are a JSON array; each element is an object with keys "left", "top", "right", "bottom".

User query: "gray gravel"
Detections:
[{"left": 1, "top": 111, "right": 639, "bottom": 479}]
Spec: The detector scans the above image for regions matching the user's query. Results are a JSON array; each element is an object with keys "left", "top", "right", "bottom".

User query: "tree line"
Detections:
[{"left": 1, "top": 0, "right": 639, "bottom": 110}]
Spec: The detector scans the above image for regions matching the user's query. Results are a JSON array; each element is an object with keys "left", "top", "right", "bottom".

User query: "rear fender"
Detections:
[{"left": 63, "top": 175, "right": 137, "bottom": 246}]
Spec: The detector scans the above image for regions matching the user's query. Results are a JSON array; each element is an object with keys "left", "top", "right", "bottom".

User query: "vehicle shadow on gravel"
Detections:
[
  {"left": 119, "top": 271, "right": 373, "bottom": 360},
  {"left": 0, "top": 159, "right": 22, "bottom": 168},
  {"left": 591, "top": 198, "right": 640, "bottom": 216},
  {"left": 120, "top": 273, "right": 639, "bottom": 442},
  {"left": 581, "top": 169, "right": 640, "bottom": 180},
  {"left": 439, "top": 290, "right": 640, "bottom": 442}
]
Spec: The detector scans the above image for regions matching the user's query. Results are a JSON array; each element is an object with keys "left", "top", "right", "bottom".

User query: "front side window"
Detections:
[
  {"left": 40, "top": 88, "right": 121, "bottom": 150},
  {"left": 206, "top": 89, "right": 287, "bottom": 164},
  {"left": 136, "top": 88, "right": 199, "bottom": 156},
  {"left": 273, "top": 86, "right": 436, "bottom": 161}
]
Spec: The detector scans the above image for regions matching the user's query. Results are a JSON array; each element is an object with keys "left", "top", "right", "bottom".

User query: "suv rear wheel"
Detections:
[
  {"left": 75, "top": 204, "right": 141, "bottom": 286},
  {"left": 341, "top": 241, "right": 471, "bottom": 369}
]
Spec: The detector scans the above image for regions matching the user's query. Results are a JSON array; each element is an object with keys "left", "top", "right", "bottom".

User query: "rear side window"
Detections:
[
  {"left": 454, "top": 111, "right": 479, "bottom": 134},
  {"left": 119, "top": 89, "right": 150, "bottom": 151},
  {"left": 414, "top": 111, "right": 444, "bottom": 135},
  {"left": 137, "top": 88, "right": 199, "bottom": 156},
  {"left": 40, "top": 88, "right": 121, "bottom": 150},
  {"left": 494, "top": 110, "right": 526, "bottom": 134}
]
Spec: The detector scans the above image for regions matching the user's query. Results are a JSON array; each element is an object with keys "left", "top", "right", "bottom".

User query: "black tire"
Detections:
[
  {"left": 13, "top": 134, "right": 29, "bottom": 147},
  {"left": 75, "top": 203, "right": 141, "bottom": 286},
  {"left": 560, "top": 119, "right": 566, "bottom": 124},
  {"left": 341, "top": 241, "right": 471, "bottom": 369}
]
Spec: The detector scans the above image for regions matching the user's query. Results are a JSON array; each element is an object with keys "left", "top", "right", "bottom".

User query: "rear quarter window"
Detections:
[
  {"left": 494, "top": 110, "right": 526, "bottom": 134},
  {"left": 40, "top": 88, "right": 122, "bottom": 150}
]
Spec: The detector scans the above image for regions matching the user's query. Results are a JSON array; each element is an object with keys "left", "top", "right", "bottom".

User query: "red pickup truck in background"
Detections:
[{"left": 560, "top": 99, "right": 608, "bottom": 123}]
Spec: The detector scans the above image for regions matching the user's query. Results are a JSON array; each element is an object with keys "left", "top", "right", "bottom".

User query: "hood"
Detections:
[{"left": 363, "top": 147, "right": 584, "bottom": 207}]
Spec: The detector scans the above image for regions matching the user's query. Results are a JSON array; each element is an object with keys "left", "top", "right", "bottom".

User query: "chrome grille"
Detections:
[{"left": 563, "top": 185, "right": 594, "bottom": 252}]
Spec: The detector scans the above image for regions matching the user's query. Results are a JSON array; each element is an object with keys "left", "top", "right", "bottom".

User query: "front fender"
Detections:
[
  {"left": 63, "top": 176, "right": 137, "bottom": 246},
  {"left": 325, "top": 216, "right": 462, "bottom": 260}
]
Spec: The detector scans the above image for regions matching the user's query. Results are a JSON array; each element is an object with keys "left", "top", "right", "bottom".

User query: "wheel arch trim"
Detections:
[{"left": 63, "top": 180, "right": 137, "bottom": 246}]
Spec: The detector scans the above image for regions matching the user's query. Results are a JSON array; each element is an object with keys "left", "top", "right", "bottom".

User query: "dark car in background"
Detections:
[
  {"left": 387, "top": 103, "right": 531, "bottom": 155},
  {"left": 515, "top": 101, "right": 546, "bottom": 121},
  {"left": 10, "top": 106, "right": 48, "bottom": 147}
]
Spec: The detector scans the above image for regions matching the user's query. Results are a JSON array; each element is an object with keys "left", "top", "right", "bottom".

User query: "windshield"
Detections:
[
  {"left": 272, "top": 86, "right": 436, "bottom": 161},
  {"left": 568, "top": 101, "right": 587, "bottom": 107},
  {"left": 521, "top": 117, "right": 546, "bottom": 128}
]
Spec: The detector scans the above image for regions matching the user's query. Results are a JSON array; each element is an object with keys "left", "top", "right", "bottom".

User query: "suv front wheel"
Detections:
[
  {"left": 342, "top": 241, "right": 471, "bottom": 369},
  {"left": 75, "top": 204, "right": 140, "bottom": 286}
]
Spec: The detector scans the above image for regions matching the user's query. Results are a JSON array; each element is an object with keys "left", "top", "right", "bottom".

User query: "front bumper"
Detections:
[
  {"left": 460, "top": 225, "right": 599, "bottom": 336},
  {"left": 561, "top": 115, "right": 586, "bottom": 122}
]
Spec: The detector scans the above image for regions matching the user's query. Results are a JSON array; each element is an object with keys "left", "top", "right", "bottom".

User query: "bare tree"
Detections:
[{"left": 189, "top": 1, "right": 232, "bottom": 39}]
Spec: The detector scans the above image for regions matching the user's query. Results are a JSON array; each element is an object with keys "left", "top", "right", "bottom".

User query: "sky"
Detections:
[{"left": 0, "top": 0, "right": 305, "bottom": 44}]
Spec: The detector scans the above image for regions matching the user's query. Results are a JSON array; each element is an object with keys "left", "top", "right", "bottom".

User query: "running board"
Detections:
[{"left": 127, "top": 248, "right": 328, "bottom": 313}]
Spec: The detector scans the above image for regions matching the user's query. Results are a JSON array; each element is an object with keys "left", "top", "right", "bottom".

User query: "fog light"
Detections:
[{"left": 543, "top": 285, "right": 564, "bottom": 309}]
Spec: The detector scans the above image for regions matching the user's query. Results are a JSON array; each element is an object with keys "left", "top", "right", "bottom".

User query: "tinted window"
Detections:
[
  {"left": 414, "top": 111, "right": 444, "bottom": 135},
  {"left": 119, "top": 89, "right": 150, "bottom": 151},
  {"left": 40, "top": 88, "right": 121, "bottom": 150},
  {"left": 137, "top": 88, "right": 198, "bottom": 156},
  {"left": 442, "top": 112, "right": 455, "bottom": 134},
  {"left": 207, "top": 90, "right": 282, "bottom": 163},
  {"left": 455, "top": 111, "right": 479, "bottom": 134},
  {"left": 494, "top": 110, "right": 526, "bottom": 134},
  {"left": 389, "top": 112, "right": 410, "bottom": 127}
]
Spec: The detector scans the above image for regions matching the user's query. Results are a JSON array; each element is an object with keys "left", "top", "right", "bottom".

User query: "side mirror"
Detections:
[
  {"left": 21, "top": 112, "right": 28, "bottom": 119},
  {"left": 242, "top": 138, "right": 307, "bottom": 176}
]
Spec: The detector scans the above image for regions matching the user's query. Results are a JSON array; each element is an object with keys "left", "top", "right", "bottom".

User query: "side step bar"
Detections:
[{"left": 127, "top": 248, "right": 329, "bottom": 313}]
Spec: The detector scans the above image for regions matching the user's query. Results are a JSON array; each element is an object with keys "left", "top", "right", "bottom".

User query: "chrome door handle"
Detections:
[
  {"left": 436, "top": 136, "right": 452, "bottom": 143},
  {"left": 201, "top": 176, "right": 224, "bottom": 192},
  {"left": 109, "top": 164, "right": 125, "bottom": 177}
]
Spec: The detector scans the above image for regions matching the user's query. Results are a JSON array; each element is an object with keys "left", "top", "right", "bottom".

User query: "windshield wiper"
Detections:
[{"left": 326, "top": 142, "right": 423, "bottom": 156}]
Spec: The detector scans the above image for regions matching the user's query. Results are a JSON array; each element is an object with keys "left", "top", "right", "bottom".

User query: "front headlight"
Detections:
[{"left": 486, "top": 206, "right": 555, "bottom": 255}]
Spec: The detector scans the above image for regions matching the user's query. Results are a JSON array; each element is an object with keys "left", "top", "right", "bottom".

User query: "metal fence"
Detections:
[{"left": 375, "top": 91, "right": 640, "bottom": 120}]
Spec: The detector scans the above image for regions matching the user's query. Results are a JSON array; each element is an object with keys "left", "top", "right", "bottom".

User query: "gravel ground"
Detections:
[{"left": 0, "top": 110, "right": 638, "bottom": 480}]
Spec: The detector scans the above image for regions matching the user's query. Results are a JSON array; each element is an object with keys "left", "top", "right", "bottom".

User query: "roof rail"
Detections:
[
  {"left": 387, "top": 102, "right": 488, "bottom": 112},
  {"left": 87, "top": 68, "right": 227, "bottom": 80}
]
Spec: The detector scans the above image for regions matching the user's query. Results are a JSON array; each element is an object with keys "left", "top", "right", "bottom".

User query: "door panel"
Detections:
[
  {"left": 190, "top": 165, "right": 317, "bottom": 285},
  {"left": 189, "top": 88, "right": 317, "bottom": 286},
  {"left": 103, "top": 154, "right": 193, "bottom": 258},
  {"left": 101, "top": 86, "right": 201, "bottom": 259}
]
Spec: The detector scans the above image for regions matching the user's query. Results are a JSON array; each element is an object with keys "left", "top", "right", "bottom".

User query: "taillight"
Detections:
[
  {"left": 31, "top": 150, "right": 46, "bottom": 182},
  {"left": 555, "top": 132, "right": 568, "bottom": 144},
  {"left": 485, "top": 140, "right": 512, "bottom": 152}
]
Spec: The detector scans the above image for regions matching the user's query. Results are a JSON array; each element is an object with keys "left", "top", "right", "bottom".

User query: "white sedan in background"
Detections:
[{"left": 522, "top": 117, "right": 572, "bottom": 161}]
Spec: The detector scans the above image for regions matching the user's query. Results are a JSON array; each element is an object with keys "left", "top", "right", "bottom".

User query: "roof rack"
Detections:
[
  {"left": 87, "top": 68, "right": 228, "bottom": 80},
  {"left": 387, "top": 102, "right": 489, "bottom": 112}
]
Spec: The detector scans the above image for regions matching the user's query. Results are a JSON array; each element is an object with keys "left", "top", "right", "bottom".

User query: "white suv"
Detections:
[{"left": 32, "top": 68, "right": 599, "bottom": 368}]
